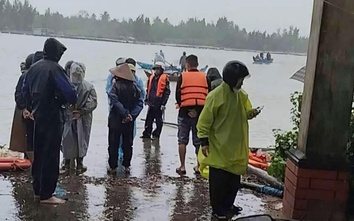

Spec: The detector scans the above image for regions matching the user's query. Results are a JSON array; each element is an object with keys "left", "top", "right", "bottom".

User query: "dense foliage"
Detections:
[
  {"left": 267, "top": 92, "right": 302, "bottom": 181},
  {"left": 0, "top": 0, "right": 309, "bottom": 53}
]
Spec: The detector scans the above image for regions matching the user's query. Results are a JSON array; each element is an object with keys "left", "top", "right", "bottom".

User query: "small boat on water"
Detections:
[
  {"left": 253, "top": 57, "right": 274, "bottom": 64},
  {"left": 137, "top": 61, "right": 179, "bottom": 72},
  {"left": 143, "top": 65, "right": 209, "bottom": 82}
]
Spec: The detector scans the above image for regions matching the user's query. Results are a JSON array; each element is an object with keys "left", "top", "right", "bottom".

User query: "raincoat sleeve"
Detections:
[
  {"left": 15, "top": 74, "right": 26, "bottom": 110},
  {"left": 137, "top": 77, "right": 146, "bottom": 101},
  {"left": 197, "top": 95, "right": 216, "bottom": 147},
  {"left": 106, "top": 73, "right": 114, "bottom": 96},
  {"left": 22, "top": 73, "right": 31, "bottom": 111},
  {"left": 175, "top": 76, "right": 182, "bottom": 106},
  {"left": 145, "top": 79, "right": 150, "bottom": 102},
  {"left": 206, "top": 77, "right": 212, "bottom": 92},
  {"left": 130, "top": 94, "right": 144, "bottom": 120},
  {"left": 108, "top": 83, "right": 129, "bottom": 117},
  {"left": 81, "top": 85, "right": 98, "bottom": 115},
  {"left": 161, "top": 79, "right": 171, "bottom": 106},
  {"left": 54, "top": 71, "right": 77, "bottom": 105},
  {"left": 245, "top": 96, "right": 254, "bottom": 120}
]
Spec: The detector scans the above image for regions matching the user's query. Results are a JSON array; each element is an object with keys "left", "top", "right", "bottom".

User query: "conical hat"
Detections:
[{"left": 109, "top": 63, "right": 135, "bottom": 81}]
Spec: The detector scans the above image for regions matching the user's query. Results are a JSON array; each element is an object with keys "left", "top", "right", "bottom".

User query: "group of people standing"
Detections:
[
  {"left": 11, "top": 37, "right": 261, "bottom": 220},
  {"left": 13, "top": 38, "right": 80, "bottom": 204},
  {"left": 139, "top": 53, "right": 262, "bottom": 220}
]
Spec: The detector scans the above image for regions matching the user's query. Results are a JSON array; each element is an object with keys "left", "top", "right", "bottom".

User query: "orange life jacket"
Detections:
[
  {"left": 147, "top": 73, "right": 168, "bottom": 98},
  {"left": 180, "top": 71, "right": 208, "bottom": 107}
]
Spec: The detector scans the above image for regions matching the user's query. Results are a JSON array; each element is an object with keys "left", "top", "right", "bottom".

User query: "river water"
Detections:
[
  {"left": 0, "top": 33, "right": 305, "bottom": 148},
  {"left": 0, "top": 33, "right": 305, "bottom": 220}
]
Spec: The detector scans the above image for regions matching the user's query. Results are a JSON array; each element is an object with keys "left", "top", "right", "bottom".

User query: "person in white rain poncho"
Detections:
[{"left": 61, "top": 62, "right": 98, "bottom": 174}]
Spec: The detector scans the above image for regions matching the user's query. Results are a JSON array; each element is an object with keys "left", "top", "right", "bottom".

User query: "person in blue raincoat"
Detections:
[{"left": 105, "top": 58, "right": 145, "bottom": 160}]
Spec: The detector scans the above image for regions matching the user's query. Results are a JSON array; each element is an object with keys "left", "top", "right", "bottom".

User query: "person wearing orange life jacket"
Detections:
[
  {"left": 141, "top": 62, "right": 171, "bottom": 139},
  {"left": 175, "top": 55, "right": 211, "bottom": 175}
]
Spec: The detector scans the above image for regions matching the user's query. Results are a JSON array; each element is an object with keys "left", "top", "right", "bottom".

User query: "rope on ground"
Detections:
[{"left": 140, "top": 118, "right": 178, "bottom": 127}]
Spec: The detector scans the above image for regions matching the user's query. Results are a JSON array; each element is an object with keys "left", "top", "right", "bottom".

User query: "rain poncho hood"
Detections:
[
  {"left": 207, "top": 68, "right": 223, "bottom": 91},
  {"left": 70, "top": 62, "right": 86, "bottom": 86},
  {"left": 25, "top": 54, "right": 34, "bottom": 70},
  {"left": 43, "top": 38, "right": 67, "bottom": 62},
  {"left": 197, "top": 82, "right": 253, "bottom": 176},
  {"left": 65, "top": 60, "right": 74, "bottom": 77},
  {"left": 32, "top": 51, "right": 44, "bottom": 65}
]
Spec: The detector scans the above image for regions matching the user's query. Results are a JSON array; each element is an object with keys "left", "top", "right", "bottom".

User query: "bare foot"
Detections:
[{"left": 40, "top": 196, "right": 66, "bottom": 204}]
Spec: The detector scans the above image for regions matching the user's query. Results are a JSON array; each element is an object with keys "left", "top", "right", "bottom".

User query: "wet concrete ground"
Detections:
[{"left": 0, "top": 132, "right": 284, "bottom": 221}]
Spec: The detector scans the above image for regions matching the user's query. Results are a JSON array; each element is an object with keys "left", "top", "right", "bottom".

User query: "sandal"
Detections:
[{"left": 176, "top": 167, "right": 186, "bottom": 175}]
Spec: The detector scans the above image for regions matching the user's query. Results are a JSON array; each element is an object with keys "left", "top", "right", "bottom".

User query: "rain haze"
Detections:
[{"left": 27, "top": 0, "right": 313, "bottom": 36}]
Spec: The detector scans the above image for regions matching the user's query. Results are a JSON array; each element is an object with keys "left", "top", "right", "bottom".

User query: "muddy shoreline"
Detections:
[{"left": 2, "top": 170, "right": 283, "bottom": 221}]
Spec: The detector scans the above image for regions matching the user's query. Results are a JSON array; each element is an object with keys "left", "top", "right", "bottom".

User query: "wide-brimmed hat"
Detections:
[
  {"left": 152, "top": 62, "right": 165, "bottom": 70},
  {"left": 109, "top": 63, "right": 135, "bottom": 81}
]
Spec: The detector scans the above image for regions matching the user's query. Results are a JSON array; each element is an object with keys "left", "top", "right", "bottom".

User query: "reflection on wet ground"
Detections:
[
  {"left": 0, "top": 121, "right": 283, "bottom": 221},
  {"left": 2, "top": 172, "right": 282, "bottom": 221}
]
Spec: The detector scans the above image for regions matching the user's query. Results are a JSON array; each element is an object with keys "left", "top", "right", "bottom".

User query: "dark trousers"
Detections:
[
  {"left": 25, "top": 119, "right": 34, "bottom": 151},
  {"left": 142, "top": 106, "right": 163, "bottom": 138},
  {"left": 209, "top": 167, "right": 241, "bottom": 216},
  {"left": 108, "top": 121, "right": 134, "bottom": 169},
  {"left": 32, "top": 121, "right": 63, "bottom": 200}
]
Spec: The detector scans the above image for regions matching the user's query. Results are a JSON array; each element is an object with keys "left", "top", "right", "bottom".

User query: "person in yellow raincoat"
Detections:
[{"left": 197, "top": 61, "right": 261, "bottom": 221}]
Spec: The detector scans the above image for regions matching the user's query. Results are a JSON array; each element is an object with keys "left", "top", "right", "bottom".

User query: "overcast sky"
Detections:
[{"left": 27, "top": 0, "right": 314, "bottom": 36}]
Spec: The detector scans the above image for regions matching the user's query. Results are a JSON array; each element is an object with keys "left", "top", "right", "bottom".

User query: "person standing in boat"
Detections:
[
  {"left": 141, "top": 62, "right": 170, "bottom": 139},
  {"left": 108, "top": 64, "right": 143, "bottom": 174},
  {"left": 106, "top": 58, "right": 145, "bottom": 160},
  {"left": 61, "top": 62, "right": 98, "bottom": 175},
  {"left": 175, "top": 55, "right": 211, "bottom": 175},
  {"left": 179, "top": 52, "right": 187, "bottom": 72},
  {"left": 160, "top": 50, "right": 165, "bottom": 59},
  {"left": 206, "top": 68, "right": 223, "bottom": 91},
  {"left": 197, "top": 61, "right": 261, "bottom": 220},
  {"left": 154, "top": 52, "right": 165, "bottom": 64},
  {"left": 22, "top": 38, "right": 77, "bottom": 204}
]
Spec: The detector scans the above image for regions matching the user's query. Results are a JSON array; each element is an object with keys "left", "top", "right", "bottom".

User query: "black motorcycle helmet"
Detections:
[{"left": 222, "top": 61, "right": 250, "bottom": 90}]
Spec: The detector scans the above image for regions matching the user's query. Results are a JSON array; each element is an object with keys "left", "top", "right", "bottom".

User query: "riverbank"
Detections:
[{"left": 0, "top": 31, "right": 307, "bottom": 57}]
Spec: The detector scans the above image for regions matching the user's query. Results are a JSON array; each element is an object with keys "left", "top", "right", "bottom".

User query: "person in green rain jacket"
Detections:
[{"left": 197, "top": 61, "right": 261, "bottom": 221}]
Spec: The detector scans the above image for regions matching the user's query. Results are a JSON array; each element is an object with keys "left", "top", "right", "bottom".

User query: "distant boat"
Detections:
[
  {"left": 252, "top": 57, "right": 274, "bottom": 64},
  {"left": 137, "top": 61, "right": 179, "bottom": 72},
  {"left": 143, "top": 65, "right": 209, "bottom": 82}
]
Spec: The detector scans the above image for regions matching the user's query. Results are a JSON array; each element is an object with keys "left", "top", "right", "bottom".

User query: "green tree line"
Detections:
[{"left": 0, "top": 0, "right": 309, "bottom": 53}]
